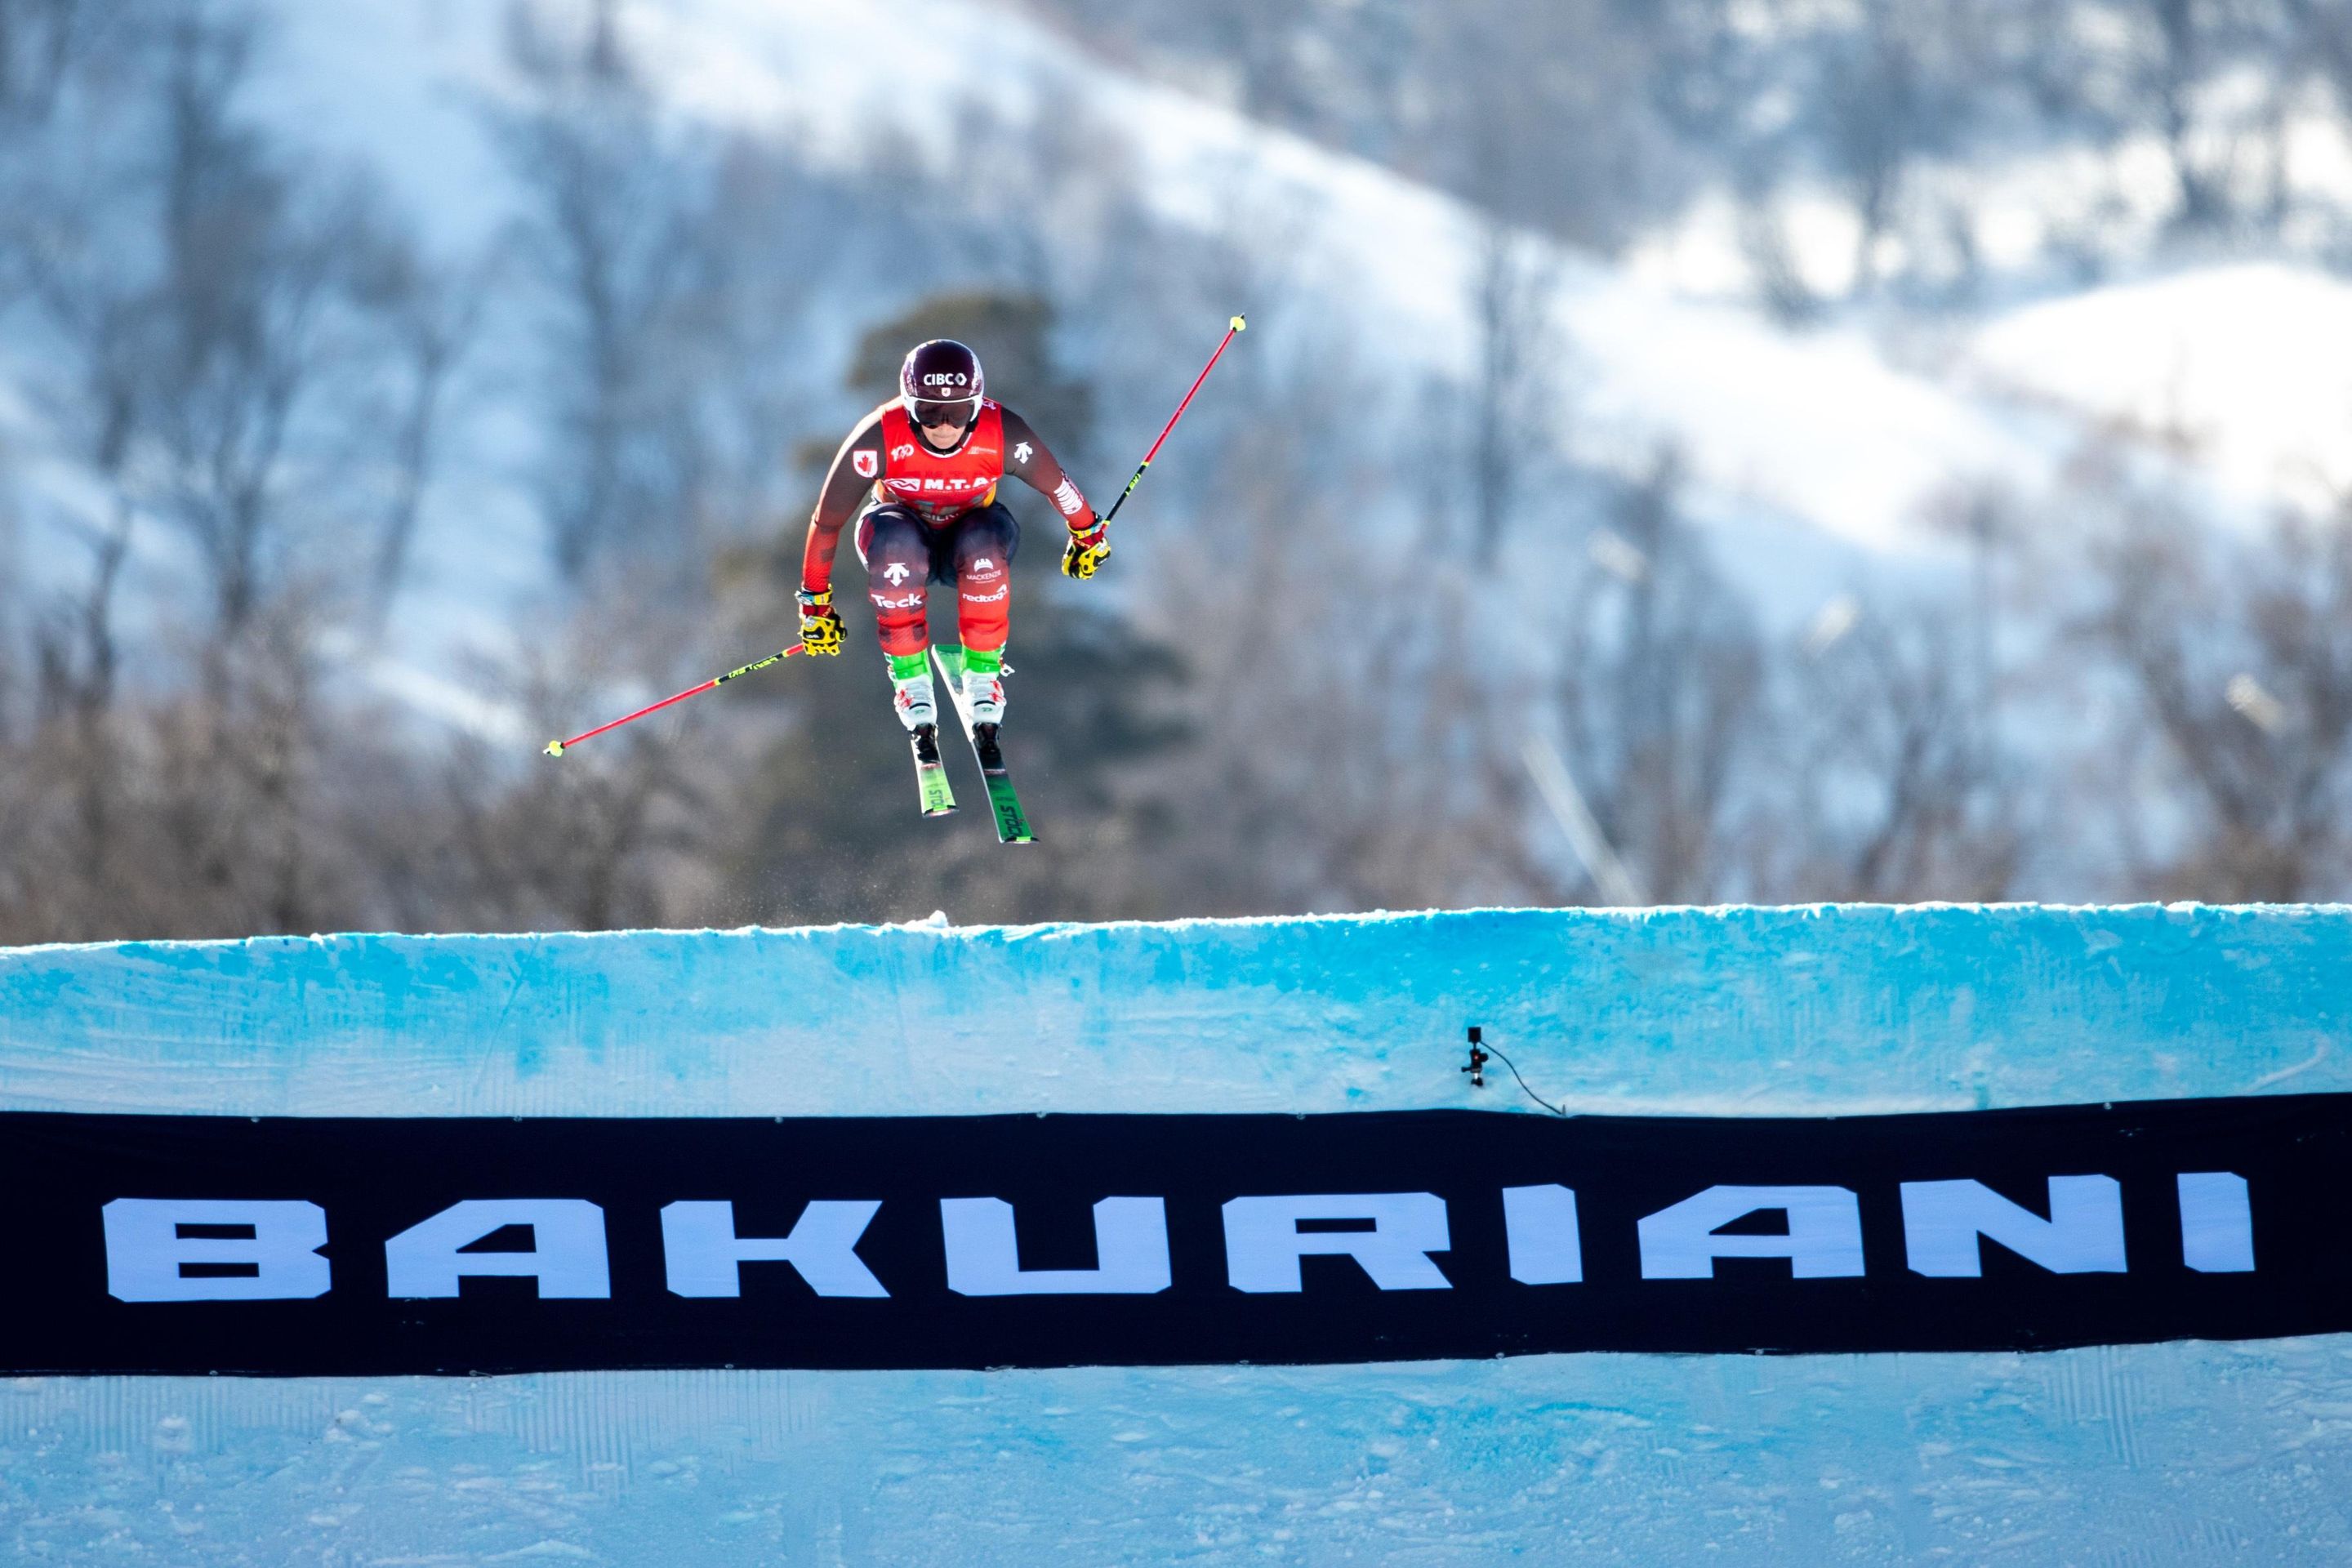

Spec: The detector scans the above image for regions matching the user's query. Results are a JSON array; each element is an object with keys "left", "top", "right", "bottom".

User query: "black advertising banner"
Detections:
[{"left": 4, "top": 1095, "right": 2349, "bottom": 1376}]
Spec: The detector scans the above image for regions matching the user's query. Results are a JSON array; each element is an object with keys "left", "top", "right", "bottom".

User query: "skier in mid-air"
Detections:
[
  {"left": 793, "top": 338, "right": 1106, "bottom": 832},
  {"left": 538, "top": 319, "right": 1236, "bottom": 804}
]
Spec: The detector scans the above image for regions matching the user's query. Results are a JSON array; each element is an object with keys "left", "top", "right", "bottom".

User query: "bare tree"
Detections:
[
  {"left": 1770, "top": 604, "right": 2021, "bottom": 901},
  {"left": 0, "top": 0, "right": 506, "bottom": 941},
  {"left": 1024, "top": 0, "right": 1682, "bottom": 252},
  {"left": 0, "top": 590, "right": 365, "bottom": 943},
  {"left": 1557, "top": 448, "right": 1765, "bottom": 902},
  {"left": 121, "top": 13, "right": 422, "bottom": 649},
  {"left": 2078, "top": 479, "right": 2352, "bottom": 899},
  {"left": 2284, "top": 0, "right": 2352, "bottom": 121},
  {"left": 1815, "top": 0, "right": 1933, "bottom": 294},
  {"left": 1731, "top": 151, "right": 1821, "bottom": 325},
  {"left": 342, "top": 232, "right": 488, "bottom": 633},
  {"left": 496, "top": 2, "right": 722, "bottom": 584},
  {"left": 2105, "top": 0, "right": 2287, "bottom": 233},
  {"left": 1462, "top": 219, "right": 1560, "bottom": 566},
  {"left": 0, "top": 0, "right": 118, "bottom": 132},
  {"left": 435, "top": 611, "right": 732, "bottom": 932}
]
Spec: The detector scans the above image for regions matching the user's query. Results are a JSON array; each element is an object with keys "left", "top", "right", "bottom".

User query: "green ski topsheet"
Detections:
[{"left": 931, "top": 645, "right": 1034, "bottom": 844}]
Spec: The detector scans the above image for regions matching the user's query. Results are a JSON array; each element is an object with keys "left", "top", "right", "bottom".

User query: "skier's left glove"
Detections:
[
  {"left": 1061, "top": 519, "right": 1110, "bottom": 580},
  {"left": 797, "top": 587, "right": 844, "bottom": 655}
]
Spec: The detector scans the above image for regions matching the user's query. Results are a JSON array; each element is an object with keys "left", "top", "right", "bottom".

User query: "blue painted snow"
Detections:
[
  {"left": 1, "top": 904, "right": 2348, "bottom": 1562},
  {"left": 4, "top": 902, "right": 2350, "bottom": 1118}
]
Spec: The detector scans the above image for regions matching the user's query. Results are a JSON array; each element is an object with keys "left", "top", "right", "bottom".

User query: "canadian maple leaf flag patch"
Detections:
[{"left": 853, "top": 449, "right": 880, "bottom": 479}]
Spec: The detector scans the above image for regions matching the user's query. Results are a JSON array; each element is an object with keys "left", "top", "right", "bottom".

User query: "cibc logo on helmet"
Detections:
[{"left": 901, "top": 339, "right": 985, "bottom": 407}]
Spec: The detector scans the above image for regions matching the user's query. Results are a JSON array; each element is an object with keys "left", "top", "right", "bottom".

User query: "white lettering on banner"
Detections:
[
  {"left": 921, "top": 372, "right": 969, "bottom": 387},
  {"left": 103, "top": 1170, "right": 2261, "bottom": 1303},
  {"left": 1637, "top": 1186, "right": 1865, "bottom": 1279},
  {"left": 890, "top": 443, "right": 917, "bottom": 460},
  {"left": 662, "top": 1200, "right": 889, "bottom": 1298},
  {"left": 1052, "top": 479, "right": 1085, "bottom": 516},
  {"left": 959, "top": 586, "right": 1009, "bottom": 604},
  {"left": 103, "top": 1198, "right": 332, "bottom": 1303},
  {"left": 1901, "top": 1177, "right": 2127, "bottom": 1276},
  {"left": 384, "top": 1200, "right": 611, "bottom": 1299},
  {"left": 2177, "top": 1171, "right": 2256, "bottom": 1272},
  {"left": 1502, "top": 1184, "right": 1583, "bottom": 1285},
  {"left": 941, "top": 1197, "right": 1172, "bottom": 1295},
  {"left": 872, "top": 591, "right": 924, "bottom": 608},
  {"left": 1222, "top": 1192, "right": 1453, "bottom": 1292}
]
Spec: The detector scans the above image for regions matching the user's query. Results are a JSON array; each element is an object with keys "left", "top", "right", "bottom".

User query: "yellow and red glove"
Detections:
[
  {"left": 797, "top": 587, "right": 844, "bottom": 655},
  {"left": 1060, "top": 519, "right": 1110, "bottom": 580}
]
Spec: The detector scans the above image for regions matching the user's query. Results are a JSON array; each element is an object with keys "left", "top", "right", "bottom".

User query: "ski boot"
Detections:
[
  {"left": 888, "top": 650, "right": 936, "bottom": 732},
  {"left": 961, "top": 648, "right": 1007, "bottom": 770}
]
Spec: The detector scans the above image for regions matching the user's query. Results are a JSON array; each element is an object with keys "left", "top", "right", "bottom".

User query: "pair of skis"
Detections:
[{"left": 911, "top": 645, "right": 1033, "bottom": 844}]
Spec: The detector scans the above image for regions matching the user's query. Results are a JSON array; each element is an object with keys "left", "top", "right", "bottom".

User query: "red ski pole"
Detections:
[
  {"left": 1098, "top": 314, "right": 1245, "bottom": 526},
  {"left": 543, "top": 644, "right": 804, "bottom": 757}
]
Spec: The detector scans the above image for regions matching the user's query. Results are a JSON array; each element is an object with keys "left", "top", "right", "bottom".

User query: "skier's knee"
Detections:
[
  {"left": 955, "top": 517, "right": 1013, "bottom": 579},
  {"left": 867, "top": 534, "right": 929, "bottom": 620},
  {"left": 956, "top": 545, "right": 1009, "bottom": 590},
  {"left": 859, "top": 509, "right": 924, "bottom": 568},
  {"left": 986, "top": 506, "right": 1021, "bottom": 556}
]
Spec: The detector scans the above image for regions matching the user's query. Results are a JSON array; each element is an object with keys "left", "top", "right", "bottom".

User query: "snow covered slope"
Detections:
[
  {"left": 1968, "top": 261, "right": 2352, "bottom": 518},
  {"left": 2, "top": 906, "right": 2349, "bottom": 1562},
  {"left": 236, "top": 0, "right": 2037, "bottom": 629},
  {"left": 246, "top": 2, "right": 2352, "bottom": 684},
  {"left": 20, "top": 0, "right": 2352, "bottom": 697}
]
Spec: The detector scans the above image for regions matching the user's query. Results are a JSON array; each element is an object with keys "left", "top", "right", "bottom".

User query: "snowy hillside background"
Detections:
[{"left": 4, "top": 0, "right": 2352, "bottom": 936}]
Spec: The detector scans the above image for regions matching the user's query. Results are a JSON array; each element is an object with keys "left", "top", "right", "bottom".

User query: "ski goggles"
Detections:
[{"left": 909, "top": 395, "right": 981, "bottom": 430}]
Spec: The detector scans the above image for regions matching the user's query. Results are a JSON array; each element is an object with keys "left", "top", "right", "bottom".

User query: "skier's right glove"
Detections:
[
  {"left": 797, "top": 587, "right": 844, "bottom": 656},
  {"left": 1061, "top": 520, "right": 1111, "bottom": 581}
]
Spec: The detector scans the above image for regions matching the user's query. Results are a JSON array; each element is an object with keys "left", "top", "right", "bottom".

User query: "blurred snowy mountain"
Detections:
[
  {"left": 11, "top": 0, "right": 2352, "bottom": 666},
  {"left": 7, "top": 0, "right": 2352, "bottom": 929}
]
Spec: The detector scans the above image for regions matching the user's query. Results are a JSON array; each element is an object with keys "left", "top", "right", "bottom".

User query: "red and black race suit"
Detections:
[
  {"left": 874, "top": 400, "right": 1005, "bottom": 525},
  {"left": 800, "top": 399, "right": 1095, "bottom": 659}
]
